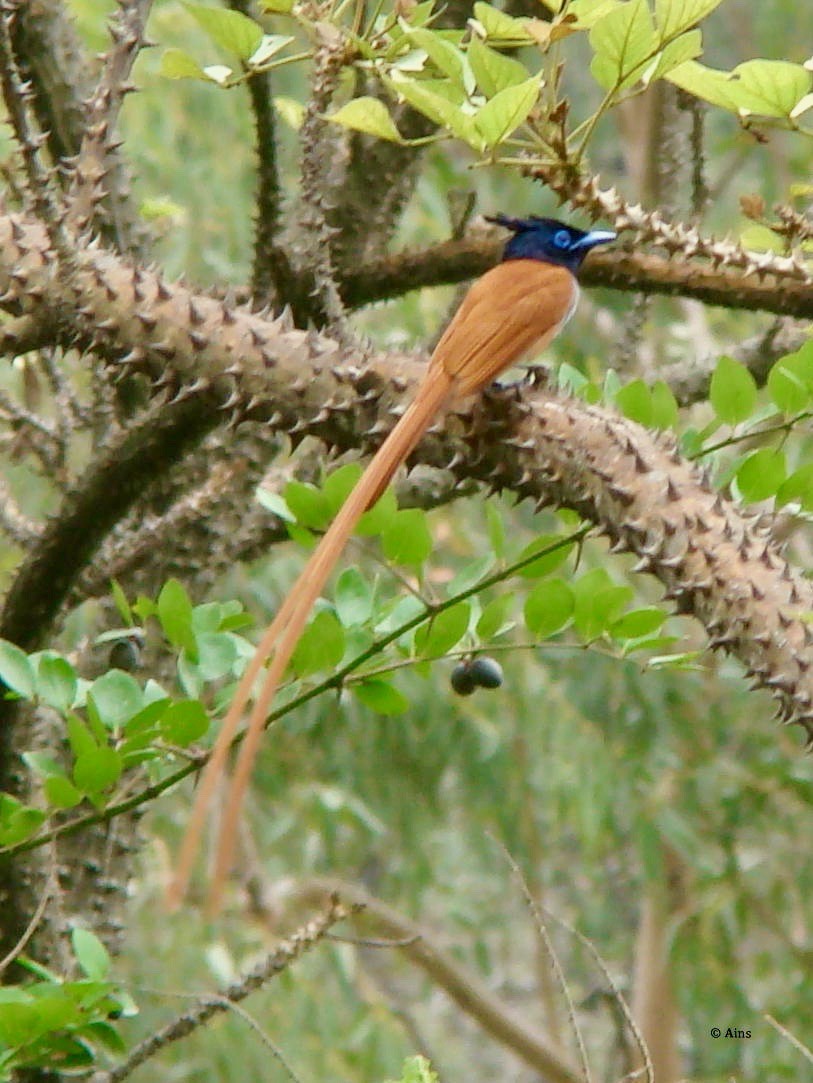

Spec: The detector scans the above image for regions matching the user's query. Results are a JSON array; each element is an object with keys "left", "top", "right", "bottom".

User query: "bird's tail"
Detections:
[{"left": 168, "top": 363, "right": 453, "bottom": 912}]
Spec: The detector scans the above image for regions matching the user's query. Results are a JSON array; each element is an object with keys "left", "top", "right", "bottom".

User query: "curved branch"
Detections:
[
  {"left": 290, "top": 878, "right": 582, "bottom": 1083},
  {"left": 339, "top": 232, "right": 813, "bottom": 319},
  {"left": 1, "top": 208, "right": 812, "bottom": 743}
]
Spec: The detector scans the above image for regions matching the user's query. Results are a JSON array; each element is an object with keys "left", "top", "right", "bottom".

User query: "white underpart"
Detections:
[{"left": 514, "top": 277, "right": 580, "bottom": 370}]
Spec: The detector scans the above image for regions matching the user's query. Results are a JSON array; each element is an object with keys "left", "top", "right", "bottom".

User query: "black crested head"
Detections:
[{"left": 486, "top": 214, "right": 616, "bottom": 273}]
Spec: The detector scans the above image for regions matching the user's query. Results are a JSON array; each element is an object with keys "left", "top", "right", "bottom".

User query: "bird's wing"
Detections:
[{"left": 432, "top": 259, "right": 577, "bottom": 397}]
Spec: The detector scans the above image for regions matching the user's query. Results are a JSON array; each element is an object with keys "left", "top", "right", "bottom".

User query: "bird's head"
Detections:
[{"left": 486, "top": 215, "right": 616, "bottom": 273}]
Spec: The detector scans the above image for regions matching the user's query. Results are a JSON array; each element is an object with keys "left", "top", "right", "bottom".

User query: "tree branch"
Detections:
[
  {"left": 339, "top": 230, "right": 813, "bottom": 318},
  {"left": 289, "top": 877, "right": 582, "bottom": 1083},
  {"left": 1, "top": 208, "right": 812, "bottom": 746}
]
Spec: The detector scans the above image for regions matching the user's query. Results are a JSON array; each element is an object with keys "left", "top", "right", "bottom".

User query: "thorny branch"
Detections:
[
  {"left": 0, "top": 208, "right": 811, "bottom": 743},
  {"left": 67, "top": 0, "right": 154, "bottom": 247}
]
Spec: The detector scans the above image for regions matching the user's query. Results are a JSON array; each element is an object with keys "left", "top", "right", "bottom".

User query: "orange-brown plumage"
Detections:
[
  {"left": 434, "top": 260, "right": 577, "bottom": 393},
  {"left": 169, "top": 221, "right": 613, "bottom": 913}
]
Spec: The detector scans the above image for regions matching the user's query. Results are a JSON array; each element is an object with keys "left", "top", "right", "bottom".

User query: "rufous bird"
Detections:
[{"left": 169, "top": 215, "right": 616, "bottom": 912}]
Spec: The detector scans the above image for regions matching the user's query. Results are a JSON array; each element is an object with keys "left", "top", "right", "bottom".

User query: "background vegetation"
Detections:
[{"left": 0, "top": 0, "right": 812, "bottom": 1081}]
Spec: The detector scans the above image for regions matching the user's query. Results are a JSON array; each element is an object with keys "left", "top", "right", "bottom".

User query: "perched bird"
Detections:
[{"left": 169, "top": 215, "right": 615, "bottom": 911}]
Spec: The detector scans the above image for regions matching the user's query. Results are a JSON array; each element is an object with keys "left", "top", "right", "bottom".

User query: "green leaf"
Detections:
[
  {"left": 476, "top": 594, "right": 512, "bottom": 638},
  {"left": 0, "top": 797, "right": 45, "bottom": 845},
  {"left": 565, "top": 0, "right": 624, "bottom": 30},
  {"left": 615, "top": 379, "right": 653, "bottom": 425},
  {"left": 524, "top": 578, "right": 574, "bottom": 638},
  {"left": 472, "top": 2, "right": 534, "bottom": 43},
  {"left": 21, "top": 752, "right": 64, "bottom": 779},
  {"left": 710, "top": 355, "right": 757, "bottom": 424},
  {"left": 352, "top": 678, "right": 409, "bottom": 715},
  {"left": 467, "top": 38, "right": 527, "bottom": 97},
  {"left": 777, "top": 464, "right": 813, "bottom": 511},
  {"left": 646, "top": 29, "right": 702, "bottom": 84},
  {"left": 382, "top": 508, "right": 432, "bottom": 566},
  {"left": 388, "top": 75, "right": 484, "bottom": 150},
  {"left": 71, "top": 928, "right": 111, "bottom": 981},
  {"left": 248, "top": 34, "right": 294, "bottom": 68},
  {"left": 650, "top": 380, "right": 679, "bottom": 429},
  {"left": 0, "top": 640, "right": 35, "bottom": 699},
  {"left": 256, "top": 486, "right": 295, "bottom": 521},
  {"left": 475, "top": 74, "right": 541, "bottom": 146},
  {"left": 485, "top": 501, "right": 505, "bottom": 558},
  {"left": 110, "top": 581, "right": 133, "bottom": 625},
  {"left": 88, "top": 671, "right": 144, "bottom": 730},
  {"left": 408, "top": 28, "right": 467, "bottom": 88},
  {"left": 123, "top": 698, "right": 169, "bottom": 737},
  {"left": 273, "top": 95, "right": 305, "bottom": 129},
  {"left": 490, "top": 97, "right": 534, "bottom": 150},
  {"left": 610, "top": 606, "right": 666, "bottom": 639},
  {"left": 291, "top": 610, "right": 345, "bottom": 677},
  {"left": 160, "top": 48, "right": 207, "bottom": 81},
  {"left": 66, "top": 715, "right": 98, "bottom": 759},
  {"left": 589, "top": 0, "right": 657, "bottom": 90},
  {"left": 415, "top": 602, "right": 470, "bottom": 656},
  {"left": 260, "top": 0, "right": 294, "bottom": 11},
  {"left": 191, "top": 602, "right": 225, "bottom": 634},
  {"left": 654, "top": 0, "right": 723, "bottom": 39},
  {"left": 36, "top": 654, "right": 77, "bottom": 713},
  {"left": 160, "top": 700, "right": 209, "bottom": 745},
  {"left": 44, "top": 775, "right": 83, "bottom": 810},
  {"left": 515, "top": 533, "right": 574, "bottom": 578},
  {"left": 357, "top": 485, "right": 398, "bottom": 536},
  {"left": 767, "top": 341, "right": 813, "bottom": 414},
  {"left": 385, "top": 1054, "right": 439, "bottom": 1083},
  {"left": 196, "top": 632, "right": 238, "bottom": 680},
  {"left": 285, "top": 480, "right": 331, "bottom": 530},
  {"left": 158, "top": 579, "right": 196, "bottom": 654},
  {"left": 735, "top": 447, "right": 786, "bottom": 503},
  {"left": 73, "top": 745, "right": 122, "bottom": 795},
  {"left": 335, "top": 568, "right": 374, "bottom": 626},
  {"left": 322, "top": 464, "right": 363, "bottom": 513},
  {"left": 327, "top": 97, "right": 403, "bottom": 142},
  {"left": 667, "top": 59, "right": 812, "bottom": 118},
  {"left": 573, "top": 570, "right": 632, "bottom": 639},
  {"left": 185, "top": 3, "right": 263, "bottom": 61}
]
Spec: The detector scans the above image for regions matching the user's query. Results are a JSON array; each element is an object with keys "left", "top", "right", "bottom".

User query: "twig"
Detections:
[
  {"left": 68, "top": 0, "right": 154, "bottom": 246},
  {"left": 493, "top": 838, "right": 593, "bottom": 1083},
  {"left": 678, "top": 89, "right": 708, "bottom": 221},
  {"left": 0, "top": 870, "right": 53, "bottom": 974},
  {"left": 764, "top": 1014, "right": 813, "bottom": 1067},
  {"left": 227, "top": 0, "right": 297, "bottom": 305},
  {"left": 497, "top": 841, "right": 653, "bottom": 1083},
  {"left": 534, "top": 163, "right": 812, "bottom": 283},
  {"left": 91, "top": 895, "right": 356, "bottom": 1083},
  {"left": 0, "top": 475, "right": 42, "bottom": 545},
  {"left": 297, "top": 39, "right": 351, "bottom": 335},
  {"left": 0, "top": 1, "right": 74, "bottom": 262},
  {"left": 39, "top": 346, "right": 90, "bottom": 430}
]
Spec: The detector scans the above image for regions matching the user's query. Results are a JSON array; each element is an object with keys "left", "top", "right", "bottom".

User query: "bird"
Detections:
[{"left": 169, "top": 215, "right": 616, "bottom": 912}]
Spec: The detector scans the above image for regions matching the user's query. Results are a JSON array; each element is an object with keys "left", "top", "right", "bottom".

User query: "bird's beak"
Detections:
[{"left": 572, "top": 229, "right": 617, "bottom": 251}]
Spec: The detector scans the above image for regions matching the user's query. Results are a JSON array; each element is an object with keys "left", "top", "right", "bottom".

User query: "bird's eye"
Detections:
[{"left": 553, "top": 229, "right": 571, "bottom": 249}]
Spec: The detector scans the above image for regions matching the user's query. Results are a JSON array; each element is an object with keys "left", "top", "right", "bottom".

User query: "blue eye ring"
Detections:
[{"left": 553, "top": 229, "right": 571, "bottom": 249}]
